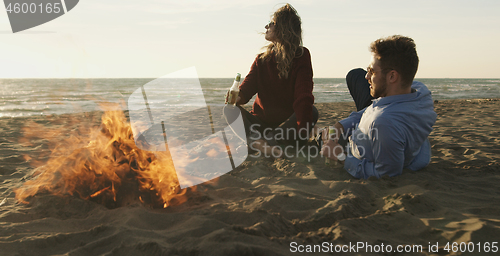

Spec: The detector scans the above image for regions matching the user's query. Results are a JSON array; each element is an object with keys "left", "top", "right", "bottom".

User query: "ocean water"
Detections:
[{"left": 0, "top": 78, "right": 499, "bottom": 118}]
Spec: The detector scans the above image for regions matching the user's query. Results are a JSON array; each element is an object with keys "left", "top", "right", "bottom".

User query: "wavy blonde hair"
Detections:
[{"left": 260, "top": 4, "right": 303, "bottom": 79}]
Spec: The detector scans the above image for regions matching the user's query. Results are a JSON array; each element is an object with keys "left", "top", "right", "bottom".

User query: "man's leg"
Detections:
[{"left": 346, "top": 68, "right": 374, "bottom": 111}]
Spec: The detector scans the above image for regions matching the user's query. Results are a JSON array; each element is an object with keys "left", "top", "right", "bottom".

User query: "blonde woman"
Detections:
[{"left": 234, "top": 4, "right": 317, "bottom": 157}]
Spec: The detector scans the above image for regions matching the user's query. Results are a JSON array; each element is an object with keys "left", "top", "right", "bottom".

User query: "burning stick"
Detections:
[{"left": 89, "top": 186, "right": 111, "bottom": 199}]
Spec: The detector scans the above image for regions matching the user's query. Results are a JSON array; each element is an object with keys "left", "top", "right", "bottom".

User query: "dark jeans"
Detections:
[
  {"left": 346, "top": 68, "right": 374, "bottom": 111},
  {"left": 337, "top": 68, "right": 374, "bottom": 148},
  {"left": 237, "top": 106, "right": 319, "bottom": 147}
]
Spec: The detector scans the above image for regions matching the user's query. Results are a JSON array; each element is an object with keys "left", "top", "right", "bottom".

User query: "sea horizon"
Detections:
[{"left": 1, "top": 78, "right": 499, "bottom": 118}]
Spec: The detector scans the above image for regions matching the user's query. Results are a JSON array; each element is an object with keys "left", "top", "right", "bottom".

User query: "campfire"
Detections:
[{"left": 14, "top": 106, "right": 192, "bottom": 208}]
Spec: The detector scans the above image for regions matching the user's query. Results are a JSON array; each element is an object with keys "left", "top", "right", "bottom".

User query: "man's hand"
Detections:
[
  {"left": 321, "top": 138, "right": 345, "bottom": 162},
  {"left": 320, "top": 121, "right": 346, "bottom": 163},
  {"left": 320, "top": 122, "right": 344, "bottom": 144}
]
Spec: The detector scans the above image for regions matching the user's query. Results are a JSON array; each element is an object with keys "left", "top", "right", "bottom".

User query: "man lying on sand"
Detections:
[{"left": 320, "top": 35, "right": 437, "bottom": 178}]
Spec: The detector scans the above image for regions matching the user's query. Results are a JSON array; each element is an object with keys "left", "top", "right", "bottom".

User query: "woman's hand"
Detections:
[
  {"left": 225, "top": 90, "right": 241, "bottom": 105},
  {"left": 224, "top": 90, "right": 230, "bottom": 104}
]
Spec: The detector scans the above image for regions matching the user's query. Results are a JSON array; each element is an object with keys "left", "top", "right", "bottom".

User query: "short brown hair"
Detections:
[{"left": 370, "top": 35, "right": 419, "bottom": 86}]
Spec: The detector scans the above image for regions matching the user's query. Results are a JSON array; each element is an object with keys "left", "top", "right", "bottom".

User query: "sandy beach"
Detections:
[{"left": 1, "top": 98, "right": 499, "bottom": 255}]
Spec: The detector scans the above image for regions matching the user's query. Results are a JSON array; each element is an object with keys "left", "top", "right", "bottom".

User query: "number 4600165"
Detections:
[
  {"left": 6, "top": 2, "right": 62, "bottom": 14},
  {"left": 444, "top": 242, "right": 498, "bottom": 253}
]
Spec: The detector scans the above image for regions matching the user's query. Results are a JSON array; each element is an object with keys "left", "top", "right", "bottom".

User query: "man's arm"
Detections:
[
  {"left": 320, "top": 109, "right": 365, "bottom": 161},
  {"left": 344, "top": 119, "right": 405, "bottom": 179},
  {"left": 338, "top": 109, "right": 365, "bottom": 137}
]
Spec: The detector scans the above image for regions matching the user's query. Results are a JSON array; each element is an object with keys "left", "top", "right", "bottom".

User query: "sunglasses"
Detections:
[{"left": 367, "top": 66, "right": 394, "bottom": 75}]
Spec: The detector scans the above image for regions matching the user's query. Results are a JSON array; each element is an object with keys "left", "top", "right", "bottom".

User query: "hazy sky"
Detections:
[{"left": 0, "top": 0, "right": 499, "bottom": 78}]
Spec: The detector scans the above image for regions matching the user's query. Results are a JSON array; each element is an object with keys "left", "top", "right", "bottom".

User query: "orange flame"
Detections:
[{"left": 14, "top": 105, "right": 191, "bottom": 208}]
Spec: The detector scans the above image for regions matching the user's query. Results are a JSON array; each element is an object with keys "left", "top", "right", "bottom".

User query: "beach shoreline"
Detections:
[{"left": 1, "top": 98, "right": 499, "bottom": 255}]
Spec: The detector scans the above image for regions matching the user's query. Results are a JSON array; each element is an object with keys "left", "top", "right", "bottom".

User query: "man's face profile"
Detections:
[{"left": 366, "top": 55, "right": 388, "bottom": 98}]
